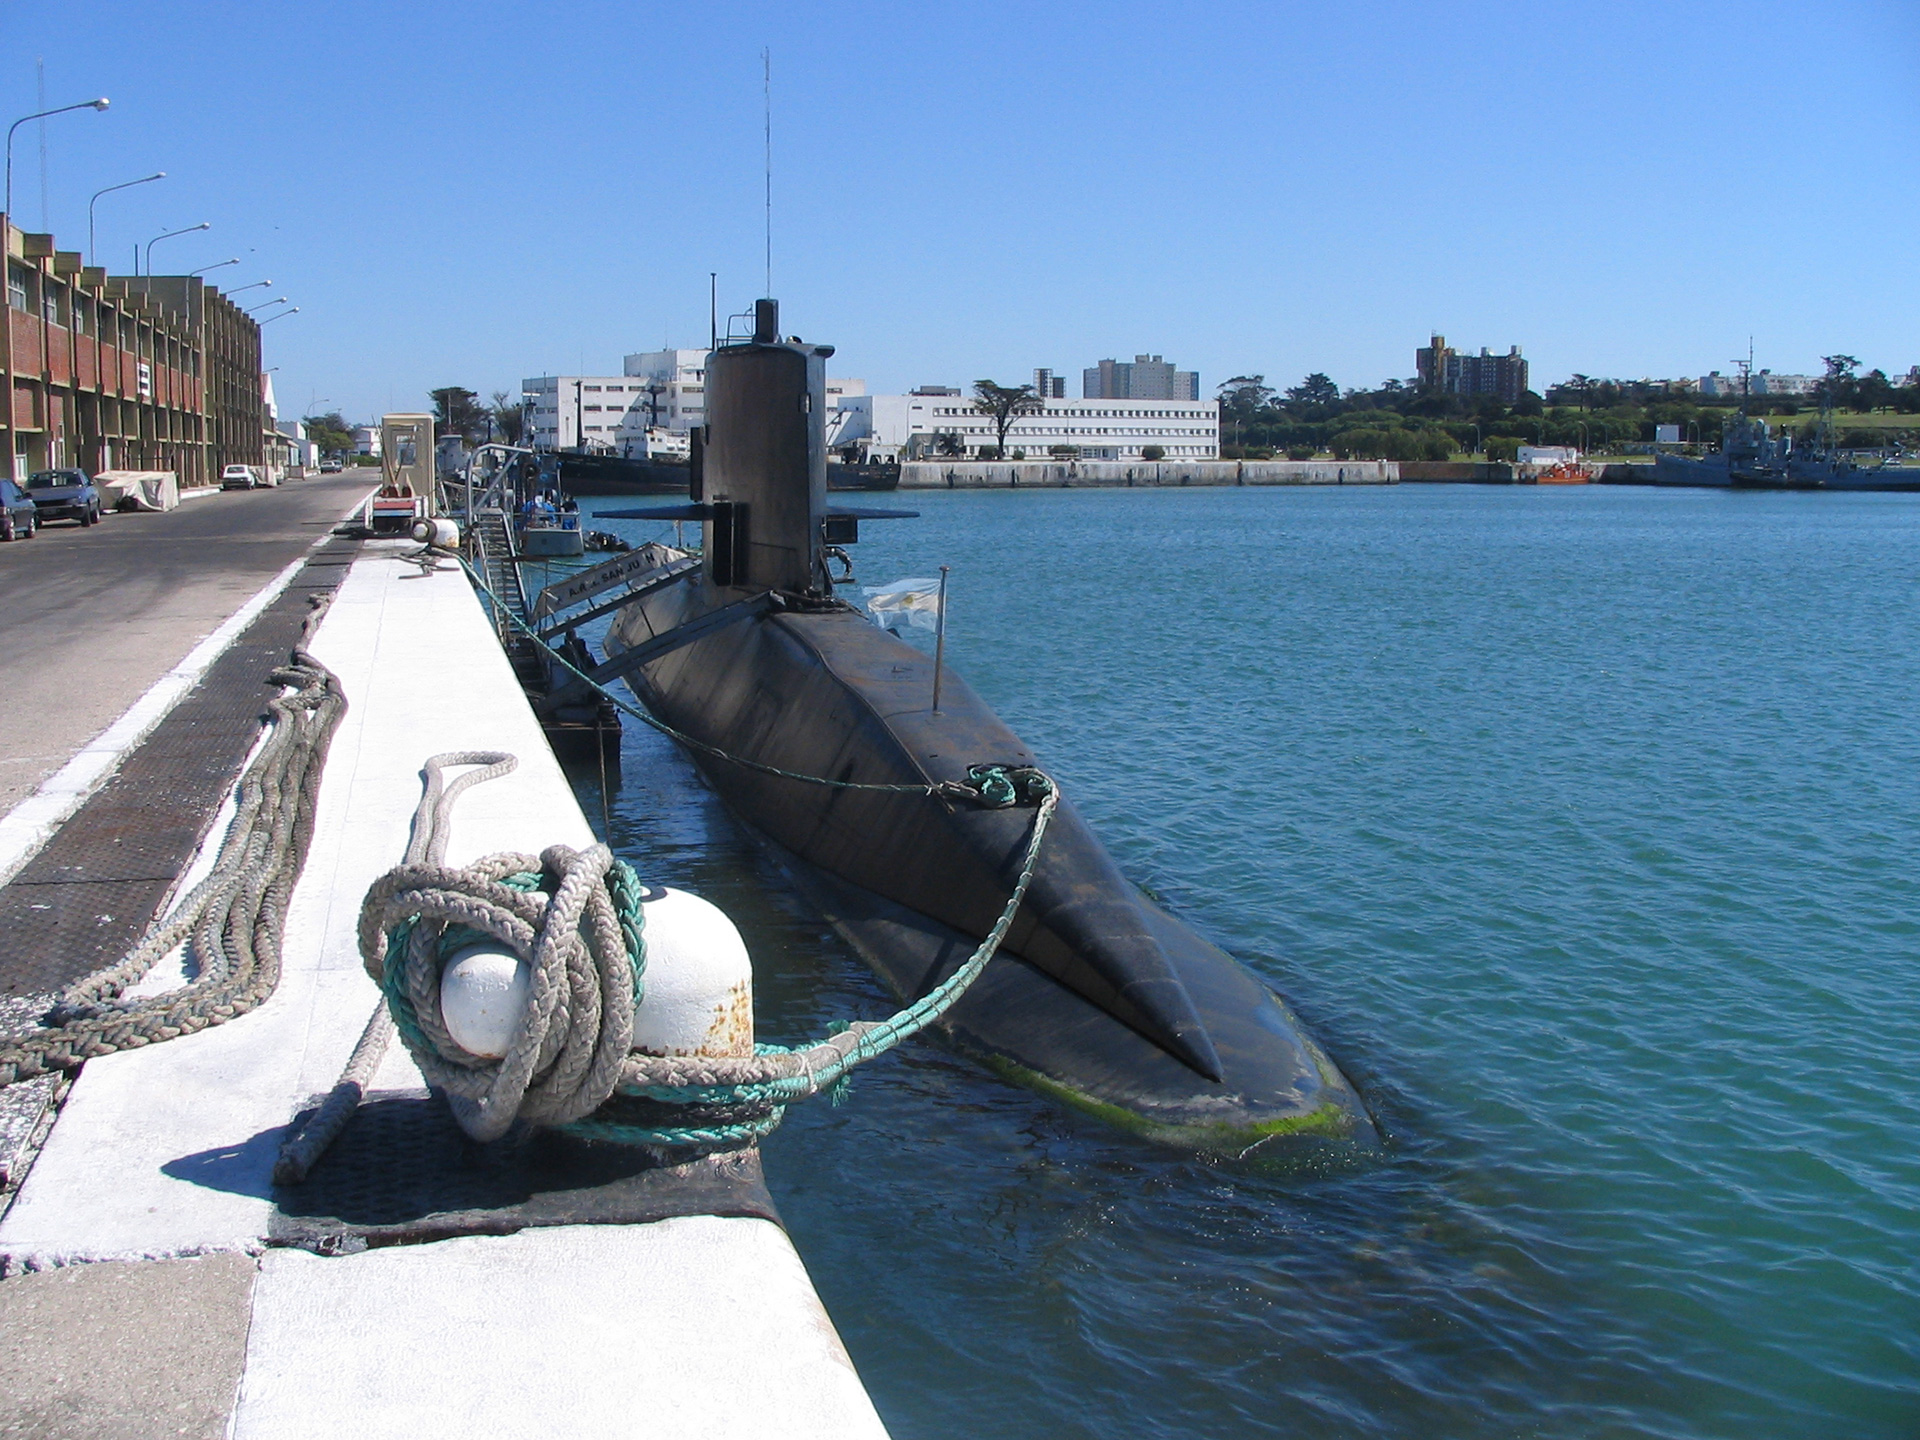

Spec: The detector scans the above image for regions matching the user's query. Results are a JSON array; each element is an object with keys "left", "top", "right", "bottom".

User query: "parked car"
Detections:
[
  {"left": 319, "top": 457, "right": 343, "bottom": 473},
  {"left": 23, "top": 468, "right": 103, "bottom": 526},
  {"left": 221, "top": 464, "right": 261, "bottom": 491},
  {"left": 0, "top": 477, "right": 38, "bottom": 540}
]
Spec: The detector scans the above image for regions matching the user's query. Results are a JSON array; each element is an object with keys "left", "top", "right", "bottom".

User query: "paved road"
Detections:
[{"left": 0, "top": 474, "right": 374, "bottom": 814}]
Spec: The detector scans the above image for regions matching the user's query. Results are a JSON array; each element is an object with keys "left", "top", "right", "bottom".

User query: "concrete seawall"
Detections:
[{"left": 898, "top": 459, "right": 1396, "bottom": 489}]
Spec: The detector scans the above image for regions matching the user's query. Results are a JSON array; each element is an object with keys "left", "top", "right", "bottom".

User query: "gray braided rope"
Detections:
[
  {"left": 277, "top": 754, "right": 637, "bottom": 1179},
  {"left": 0, "top": 596, "right": 347, "bottom": 1088}
]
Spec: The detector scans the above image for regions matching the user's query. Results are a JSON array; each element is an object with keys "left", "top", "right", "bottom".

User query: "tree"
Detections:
[
  {"left": 302, "top": 410, "right": 354, "bottom": 456},
  {"left": 1821, "top": 355, "right": 1861, "bottom": 411},
  {"left": 489, "top": 390, "right": 526, "bottom": 445},
  {"left": 1285, "top": 373, "right": 1341, "bottom": 410},
  {"left": 970, "top": 380, "right": 1043, "bottom": 459},
  {"left": 1217, "top": 375, "right": 1275, "bottom": 450},
  {"left": 1567, "top": 374, "right": 1597, "bottom": 411},
  {"left": 429, "top": 386, "right": 489, "bottom": 442},
  {"left": 935, "top": 430, "right": 965, "bottom": 457}
]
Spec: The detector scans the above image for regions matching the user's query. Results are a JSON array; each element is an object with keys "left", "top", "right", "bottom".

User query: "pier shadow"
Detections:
[{"left": 163, "top": 1090, "right": 779, "bottom": 1250}]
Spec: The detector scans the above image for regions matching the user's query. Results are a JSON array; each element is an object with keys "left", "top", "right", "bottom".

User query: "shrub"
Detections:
[
  {"left": 1140, "top": 445, "right": 1165, "bottom": 461},
  {"left": 1048, "top": 444, "right": 1080, "bottom": 459},
  {"left": 1287, "top": 446, "right": 1316, "bottom": 461},
  {"left": 1484, "top": 435, "right": 1522, "bottom": 463}
]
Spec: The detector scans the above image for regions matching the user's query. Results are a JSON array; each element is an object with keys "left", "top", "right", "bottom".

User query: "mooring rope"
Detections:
[
  {"left": 452, "top": 550, "right": 1001, "bottom": 800},
  {"left": 0, "top": 597, "right": 347, "bottom": 1089},
  {"left": 277, "top": 750, "right": 1055, "bottom": 1178}
]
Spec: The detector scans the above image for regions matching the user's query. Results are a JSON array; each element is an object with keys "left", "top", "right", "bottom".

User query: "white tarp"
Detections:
[
  {"left": 864, "top": 576, "right": 944, "bottom": 631},
  {"left": 96, "top": 470, "right": 179, "bottom": 512}
]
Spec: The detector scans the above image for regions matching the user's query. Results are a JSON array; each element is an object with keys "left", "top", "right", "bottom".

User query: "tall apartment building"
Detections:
[
  {"left": 1032, "top": 368, "right": 1066, "bottom": 398},
  {"left": 1083, "top": 354, "right": 1200, "bottom": 402},
  {"left": 1416, "top": 334, "right": 1529, "bottom": 404},
  {"left": 3, "top": 216, "right": 263, "bottom": 484}
]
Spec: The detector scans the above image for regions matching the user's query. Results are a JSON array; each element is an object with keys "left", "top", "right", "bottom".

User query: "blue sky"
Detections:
[{"left": 4, "top": 1, "right": 1915, "bottom": 421}]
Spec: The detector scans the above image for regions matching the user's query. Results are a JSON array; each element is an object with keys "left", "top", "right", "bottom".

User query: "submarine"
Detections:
[{"left": 597, "top": 300, "right": 1372, "bottom": 1155}]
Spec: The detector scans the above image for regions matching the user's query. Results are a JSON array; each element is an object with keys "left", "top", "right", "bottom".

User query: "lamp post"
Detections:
[
  {"left": 143, "top": 221, "right": 209, "bottom": 277},
  {"left": 6, "top": 98, "right": 109, "bottom": 223},
  {"left": 246, "top": 296, "right": 290, "bottom": 317},
  {"left": 257, "top": 307, "right": 298, "bottom": 326},
  {"left": 189, "top": 257, "right": 238, "bottom": 278},
  {"left": 224, "top": 279, "right": 271, "bottom": 298},
  {"left": 87, "top": 171, "right": 163, "bottom": 267}
]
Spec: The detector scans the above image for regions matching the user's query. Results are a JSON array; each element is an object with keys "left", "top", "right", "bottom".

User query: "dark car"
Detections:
[
  {"left": 0, "top": 477, "right": 38, "bottom": 541},
  {"left": 24, "top": 468, "right": 103, "bottom": 526}
]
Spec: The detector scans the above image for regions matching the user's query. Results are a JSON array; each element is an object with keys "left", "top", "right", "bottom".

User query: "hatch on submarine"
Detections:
[{"left": 596, "top": 299, "right": 1372, "bottom": 1154}]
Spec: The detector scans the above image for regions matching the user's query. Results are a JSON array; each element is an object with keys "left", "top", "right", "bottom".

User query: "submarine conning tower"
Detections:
[{"left": 699, "top": 298, "right": 835, "bottom": 597}]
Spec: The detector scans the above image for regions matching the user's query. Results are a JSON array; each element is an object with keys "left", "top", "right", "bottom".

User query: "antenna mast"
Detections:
[{"left": 763, "top": 48, "right": 772, "bottom": 298}]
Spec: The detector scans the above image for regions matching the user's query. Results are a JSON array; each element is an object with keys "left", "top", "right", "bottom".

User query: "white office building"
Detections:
[
  {"left": 827, "top": 392, "right": 1220, "bottom": 462},
  {"left": 522, "top": 374, "right": 691, "bottom": 458}
]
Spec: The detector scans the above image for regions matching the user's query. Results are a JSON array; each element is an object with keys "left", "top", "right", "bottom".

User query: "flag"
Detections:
[{"left": 865, "top": 577, "right": 944, "bottom": 631}]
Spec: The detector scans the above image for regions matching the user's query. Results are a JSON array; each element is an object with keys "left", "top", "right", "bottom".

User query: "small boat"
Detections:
[
  {"left": 594, "top": 302, "right": 1372, "bottom": 1155},
  {"left": 1533, "top": 460, "right": 1591, "bottom": 484}
]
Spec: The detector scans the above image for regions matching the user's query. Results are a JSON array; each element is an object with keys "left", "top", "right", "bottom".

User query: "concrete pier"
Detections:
[{"left": 0, "top": 541, "right": 888, "bottom": 1437}]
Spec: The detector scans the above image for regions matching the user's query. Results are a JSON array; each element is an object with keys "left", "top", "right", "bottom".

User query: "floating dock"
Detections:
[{"left": 0, "top": 524, "right": 888, "bottom": 1436}]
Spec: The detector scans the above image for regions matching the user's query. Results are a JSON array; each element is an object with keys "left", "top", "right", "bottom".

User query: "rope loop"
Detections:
[{"left": 357, "top": 840, "right": 647, "bottom": 1144}]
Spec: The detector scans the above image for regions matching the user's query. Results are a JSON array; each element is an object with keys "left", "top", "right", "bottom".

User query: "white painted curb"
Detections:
[{"left": 0, "top": 489, "right": 373, "bottom": 889}]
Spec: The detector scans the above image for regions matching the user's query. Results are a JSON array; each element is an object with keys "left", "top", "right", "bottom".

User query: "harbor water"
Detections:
[{"left": 568, "top": 484, "right": 1920, "bottom": 1438}]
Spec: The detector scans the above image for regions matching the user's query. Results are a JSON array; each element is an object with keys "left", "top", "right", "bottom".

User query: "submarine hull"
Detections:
[{"left": 605, "top": 579, "right": 1373, "bottom": 1153}]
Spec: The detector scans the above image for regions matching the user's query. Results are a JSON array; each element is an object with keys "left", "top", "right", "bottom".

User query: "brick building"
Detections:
[{"left": 4, "top": 216, "right": 264, "bottom": 486}]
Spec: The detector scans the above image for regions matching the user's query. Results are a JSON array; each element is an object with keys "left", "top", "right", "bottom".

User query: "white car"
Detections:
[{"left": 221, "top": 464, "right": 261, "bottom": 490}]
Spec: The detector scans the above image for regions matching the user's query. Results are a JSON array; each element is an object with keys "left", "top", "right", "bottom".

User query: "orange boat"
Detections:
[{"left": 1535, "top": 460, "right": 1592, "bottom": 484}]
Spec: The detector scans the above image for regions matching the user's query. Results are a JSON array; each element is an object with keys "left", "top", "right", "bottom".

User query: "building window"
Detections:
[{"left": 6, "top": 265, "right": 26, "bottom": 311}]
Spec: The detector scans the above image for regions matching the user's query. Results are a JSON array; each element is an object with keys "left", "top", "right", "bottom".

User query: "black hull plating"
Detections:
[{"left": 606, "top": 581, "right": 1372, "bottom": 1151}]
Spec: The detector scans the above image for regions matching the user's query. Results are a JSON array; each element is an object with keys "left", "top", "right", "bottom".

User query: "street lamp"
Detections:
[
  {"left": 5, "top": 98, "right": 109, "bottom": 223},
  {"left": 257, "top": 307, "right": 299, "bottom": 326},
  {"left": 143, "top": 221, "right": 209, "bottom": 276},
  {"left": 225, "top": 279, "right": 272, "bottom": 298},
  {"left": 246, "top": 296, "right": 290, "bottom": 316},
  {"left": 189, "top": 257, "right": 239, "bottom": 278},
  {"left": 87, "top": 170, "right": 163, "bottom": 266}
]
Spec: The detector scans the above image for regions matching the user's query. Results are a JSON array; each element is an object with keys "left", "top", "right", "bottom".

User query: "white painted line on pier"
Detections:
[{"left": 0, "top": 488, "right": 373, "bottom": 889}]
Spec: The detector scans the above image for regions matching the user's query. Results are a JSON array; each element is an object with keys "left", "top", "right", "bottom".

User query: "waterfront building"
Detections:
[
  {"left": 523, "top": 374, "right": 660, "bottom": 452},
  {"left": 531, "top": 351, "right": 866, "bottom": 458},
  {"left": 3, "top": 216, "right": 263, "bottom": 485},
  {"left": 1417, "top": 334, "right": 1529, "bottom": 403},
  {"left": 829, "top": 392, "right": 1219, "bottom": 462},
  {"left": 1083, "top": 354, "right": 1200, "bottom": 401}
]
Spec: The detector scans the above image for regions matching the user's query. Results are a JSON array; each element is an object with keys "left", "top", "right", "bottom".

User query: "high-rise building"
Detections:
[
  {"left": 1082, "top": 354, "right": 1199, "bottom": 401},
  {"left": 1032, "top": 368, "right": 1066, "bottom": 399},
  {"left": 1417, "top": 334, "right": 1528, "bottom": 403}
]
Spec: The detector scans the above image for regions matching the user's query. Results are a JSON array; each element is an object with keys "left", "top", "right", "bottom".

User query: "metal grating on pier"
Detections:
[{"left": 0, "top": 541, "right": 360, "bottom": 998}]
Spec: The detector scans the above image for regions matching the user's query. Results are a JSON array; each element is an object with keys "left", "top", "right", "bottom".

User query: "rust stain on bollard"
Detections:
[{"left": 704, "top": 979, "right": 755, "bottom": 1057}]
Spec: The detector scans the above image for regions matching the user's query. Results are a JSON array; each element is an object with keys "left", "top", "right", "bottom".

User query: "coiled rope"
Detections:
[
  {"left": 277, "top": 750, "right": 1056, "bottom": 1179},
  {"left": 0, "top": 597, "right": 347, "bottom": 1089}
]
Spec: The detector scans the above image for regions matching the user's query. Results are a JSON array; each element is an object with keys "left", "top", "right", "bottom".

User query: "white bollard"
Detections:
[
  {"left": 439, "top": 943, "right": 530, "bottom": 1060},
  {"left": 411, "top": 516, "right": 459, "bottom": 547},
  {"left": 629, "top": 886, "right": 754, "bottom": 1059},
  {"left": 436, "top": 887, "right": 752, "bottom": 1062}
]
